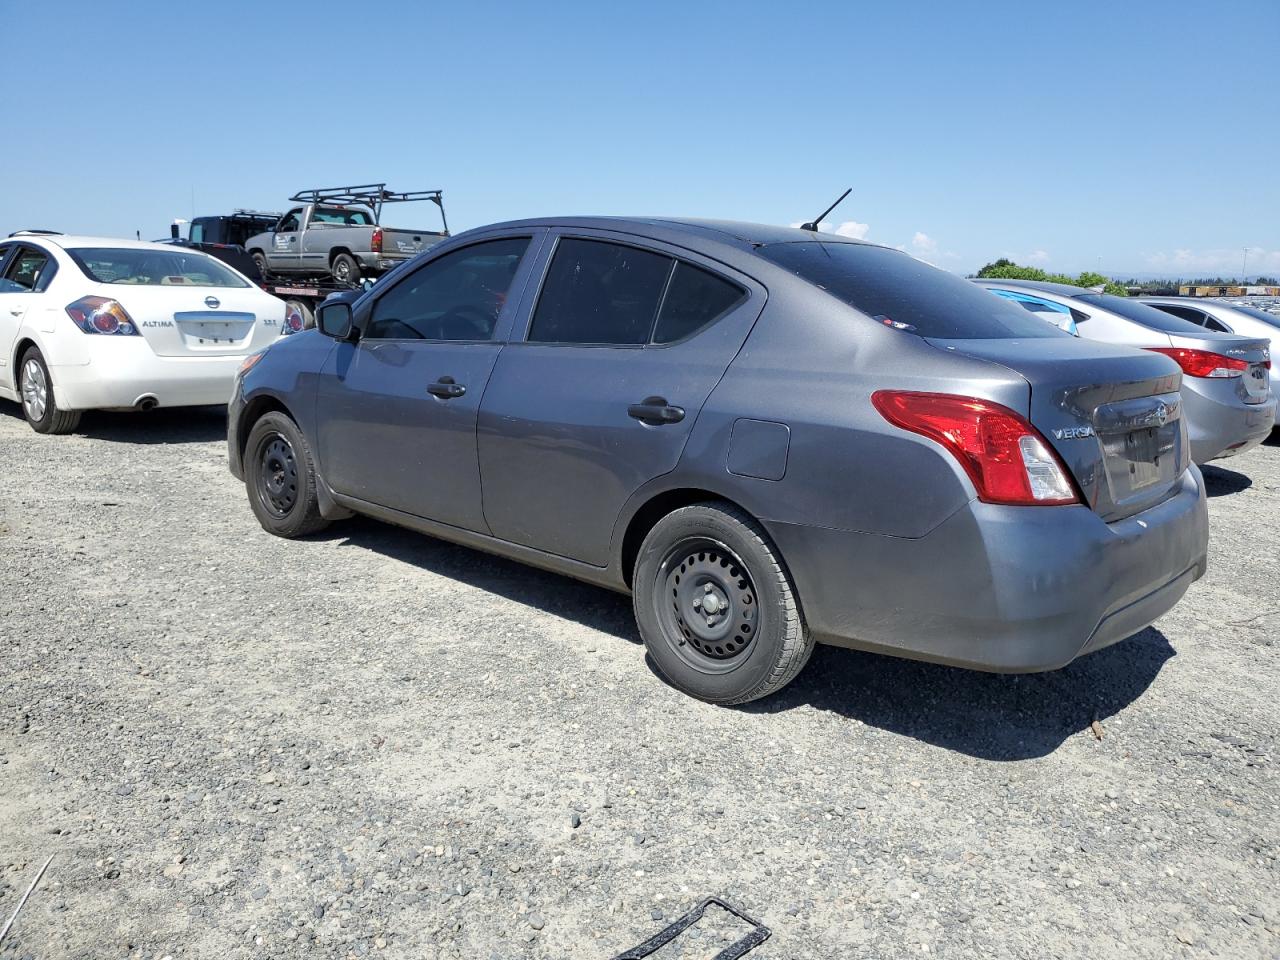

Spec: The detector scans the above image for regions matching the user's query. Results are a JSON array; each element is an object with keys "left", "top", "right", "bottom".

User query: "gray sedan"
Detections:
[
  {"left": 974, "top": 279, "right": 1275, "bottom": 464},
  {"left": 1139, "top": 297, "right": 1280, "bottom": 426},
  {"left": 228, "top": 219, "right": 1208, "bottom": 704}
]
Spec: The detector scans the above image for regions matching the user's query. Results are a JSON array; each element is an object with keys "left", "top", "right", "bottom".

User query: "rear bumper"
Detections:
[
  {"left": 50, "top": 339, "right": 244, "bottom": 410},
  {"left": 1182, "top": 385, "right": 1275, "bottom": 463},
  {"left": 766, "top": 467, "right": 1209, "bottom": 673}
]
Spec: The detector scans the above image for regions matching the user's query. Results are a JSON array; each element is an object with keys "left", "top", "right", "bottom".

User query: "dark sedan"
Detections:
[{"left": 227, "top": 219, "right": 1208, "bottom": 704}]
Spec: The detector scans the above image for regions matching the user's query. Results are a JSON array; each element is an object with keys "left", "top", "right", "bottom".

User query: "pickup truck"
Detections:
[{"left": 243, "top": 184, "right": 449, "bottom": 283}]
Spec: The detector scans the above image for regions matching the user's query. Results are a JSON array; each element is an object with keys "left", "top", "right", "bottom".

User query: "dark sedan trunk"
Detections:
[{"left": 927, "top": 338, "right": 1188, "bottom": 521}]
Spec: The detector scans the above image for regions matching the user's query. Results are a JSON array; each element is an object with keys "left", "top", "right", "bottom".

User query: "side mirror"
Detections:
[{"left": 316, "top": 301, "right": 355, "bottom": 340}]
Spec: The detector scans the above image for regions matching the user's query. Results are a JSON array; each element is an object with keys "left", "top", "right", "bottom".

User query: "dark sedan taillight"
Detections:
[{"left": 872, "top": 391, "right": 1079, "bottom": 506}]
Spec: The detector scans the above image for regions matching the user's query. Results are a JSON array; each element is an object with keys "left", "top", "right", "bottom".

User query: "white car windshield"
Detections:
[{"left": 67, "top": 248, "right": 249, "bottom": 287}]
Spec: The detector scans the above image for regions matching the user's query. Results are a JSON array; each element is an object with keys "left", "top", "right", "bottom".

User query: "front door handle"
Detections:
[
  {"left": 427, "top": 376, "right": 466, "bottom": 399},
  {"left": 627, "top": 396, "right": 685, "bottom": 425}
]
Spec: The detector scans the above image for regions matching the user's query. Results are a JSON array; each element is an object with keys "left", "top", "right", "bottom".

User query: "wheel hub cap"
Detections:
[
  {"left": 21, "top": 359, "right": 47, "bottom": 421},
  {"left": 259, "top": 436, "right": 298, "bottom": 516},
  {"left": 660, "top": 541, "right": 758, "bottom": 662}
]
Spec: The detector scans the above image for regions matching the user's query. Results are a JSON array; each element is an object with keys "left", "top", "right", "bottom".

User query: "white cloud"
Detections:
[
  {"left": 1027, "top": 249, "right": 1050, "bottom": 264},
  {"left": 833, "top": 220, "right": 870, "bottom": 240},
  {"left": 911, "top": 231, "right": 937, "bottom": 254},
  {"left": 789, "top": 219, "right": 870, "bottom": 240},
  {"left": 1144, "top": 247, "right": 1280, "bottom": 276}
]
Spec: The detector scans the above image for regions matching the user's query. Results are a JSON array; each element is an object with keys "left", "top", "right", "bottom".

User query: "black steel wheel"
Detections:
[
  {"left": 633, "top": 502, "right": 812, "bottom": 704},
  {"left": 244, "top": 411, "right": 329, "bottom": 538}
]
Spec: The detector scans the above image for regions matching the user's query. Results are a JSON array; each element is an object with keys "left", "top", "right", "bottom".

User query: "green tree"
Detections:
[{"left": 975, "top": 259, "right": 1127, "bottom": 295}]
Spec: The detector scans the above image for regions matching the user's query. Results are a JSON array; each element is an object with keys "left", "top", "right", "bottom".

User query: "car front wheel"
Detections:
[
  {"left": 244, "top": 411, "right": 329, "bottom": 538},
  {"left": 20, "top": 346, "right": 81, "bottom": 434},
  {"left": 633, "top": 502, "right": 813, "bottom": 705}
]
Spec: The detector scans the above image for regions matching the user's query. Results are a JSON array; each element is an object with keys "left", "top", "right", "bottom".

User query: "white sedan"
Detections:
[{"left": 0, "top": 233, "right": 289, "bottom": 433}]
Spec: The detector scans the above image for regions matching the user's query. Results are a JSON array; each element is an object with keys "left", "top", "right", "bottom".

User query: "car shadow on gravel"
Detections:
[
  {"left": 1200, "top": 464, "right": 1252, "bottom": 497},
  {"left": 736, "top": 628, "right": 1176, "bottom": 761},
  {"left": 75, "top": 406, "right": 228, "bottom": 444},
  {"left": 324, "top": 517, "right": 643, "bottom": 643}
]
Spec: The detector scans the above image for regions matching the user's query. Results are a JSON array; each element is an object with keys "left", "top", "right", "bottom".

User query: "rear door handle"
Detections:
[
  {"left": 627, "top": 396, "right": 685, "bottom": 425},
  {"left": 427, "top": 376, "right": 466, "bottom": 399}
]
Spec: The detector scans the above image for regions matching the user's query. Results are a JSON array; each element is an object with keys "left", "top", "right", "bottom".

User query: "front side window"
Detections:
[
  {"left": 2, "top": 246, "right": 55, "bottom": 292},
  {"left": 652, "top": 262, "right": 747, "bottom": 343},
  {"left": 529, "top": 238, "right": 673, "bottom": 345},
  {"left": 365, "top": 237, "right": 530, "bottom": 341},
  {"left": 760, "top": 242, "right": 1060, "bottom": 339},
  {"left": 66, "top": 248, "right": 249, "bottom": 287},
  {"left": 278, "top": 209, "right": 302, "bottom": 232}
]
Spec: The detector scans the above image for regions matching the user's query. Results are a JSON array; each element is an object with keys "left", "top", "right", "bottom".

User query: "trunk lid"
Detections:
[
  {"left": 927, "top": 337, "right": 1187, "bottom": 521},
  {"left": 110, "top": 285, "right": 282, "bottom": 357},
  {"left": 1165, "top": 330, "right": 1272, "bottom": 404}
]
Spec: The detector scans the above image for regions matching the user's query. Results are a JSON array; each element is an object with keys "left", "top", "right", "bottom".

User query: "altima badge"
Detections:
[{"left": 1053, "top": 425, "right": 1095, "bottom": 440}]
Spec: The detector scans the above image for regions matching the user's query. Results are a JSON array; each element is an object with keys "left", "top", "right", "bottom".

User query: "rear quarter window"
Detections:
[
  {"left": 758, "top": 242, "right": 1060, "bottom": 339},
  {"left": 1075, "top": 294, "right": 1207, "bottom": 334}
]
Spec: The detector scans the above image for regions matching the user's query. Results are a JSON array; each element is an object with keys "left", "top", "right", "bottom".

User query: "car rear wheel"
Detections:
[
  {"left": 19, "top": 347, "right": 81, "bottom": 435},
  {"left": 633, "top": 502, "right": 813, "bottom": 704},
  {"left": 331, "top": 253, "right": 360, "bottom": 284},
  {"left": 245, "top": 411, "right": 329, "bottom": 538}
]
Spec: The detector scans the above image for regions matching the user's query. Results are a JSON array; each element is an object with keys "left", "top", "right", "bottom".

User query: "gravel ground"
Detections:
[{"left": 1, "top": 403, "right": 1277, "bottom": 960}]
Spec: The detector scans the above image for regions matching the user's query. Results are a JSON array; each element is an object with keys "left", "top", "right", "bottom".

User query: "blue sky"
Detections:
[{"left": 3, "top": 0, "right": 1277, "bottom": 277}]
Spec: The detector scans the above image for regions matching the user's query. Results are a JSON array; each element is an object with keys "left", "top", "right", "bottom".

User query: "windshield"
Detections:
[
  {"left": 1223, "top": 303, "right": 1280, "bottom": 329},
  {"left": 311, "top": 207, "right": 375, "bottom": 226},
  {"left": 1074, "top": 293, "right": 1207, "bottom": 333},
  {"left": 758, "top": 242, "right": 1061, "bottom": 339},
  {"left": 67, "top": 248, "right": 250, "bottom": 287}
]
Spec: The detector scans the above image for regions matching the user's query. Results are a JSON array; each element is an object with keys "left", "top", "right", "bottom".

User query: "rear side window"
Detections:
[
  {"left": 530, "top": 238, "right": 673, "bottom": 345},
  {"left": 652, "top": 263, "right": 746, "bottom": 343},
  {"left": 759, "top": 242, "right": 1060, "bottom": 339},
  {"left": 1074, "top": 294, "right": 1206, "bottom": 334},
  {"left": 1148, "top": 303, "right": 1209, "bottom": 326},
  {"left": 366, "top": 237, "right": 530, "bottom": 341},
  {"left": 2, "top": 246, "right": 56, "bottom": 292}
]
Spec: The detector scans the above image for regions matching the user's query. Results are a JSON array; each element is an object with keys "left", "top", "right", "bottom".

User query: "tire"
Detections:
[
  {"left": 19, "top": 347, "right": 81, "bottom": 435},
  {"left": 633, "top": 502, "right": 813, "bottom": 705},
  {"left": 251, "top": 251, "right": 269, "bottom": 279},
  {"left": 331, "top": 253, "right": 360, "bottom": 284},
  {"left": 244, "top": 411, "right": 329, "bottom": 538}
]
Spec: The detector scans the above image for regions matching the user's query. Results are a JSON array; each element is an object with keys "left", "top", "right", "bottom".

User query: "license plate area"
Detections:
[
  {"left": 1102, "top": 421, "right": 1179, "bottom": 494},
  {"left": 173, "top": 311, "right": 255, "bottom": 349},
  {"left": 1244, "top": 363, "right": 1269, "bottom": 403}
]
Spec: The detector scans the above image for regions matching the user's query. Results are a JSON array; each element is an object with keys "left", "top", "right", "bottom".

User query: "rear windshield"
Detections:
[
  {"left": 1223, "top": 303, "right": 1280, "bottom": 329},
  {"left": 758, "top": 242, "right": 1060, "bottom": 339},
  {"left": 1074, "top": 293, "right": 1205, "bottom": 333},
  {"left": 67, "top": 248, "right": 249, "bottom": 287},
  {"left": 311, "top": 207, "right": 374, "bottom": 226}
]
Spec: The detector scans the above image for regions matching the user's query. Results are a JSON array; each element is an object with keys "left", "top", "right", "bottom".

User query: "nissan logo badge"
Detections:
[{"left": 205, "top": 296, "right": 221, "bottom": 309}]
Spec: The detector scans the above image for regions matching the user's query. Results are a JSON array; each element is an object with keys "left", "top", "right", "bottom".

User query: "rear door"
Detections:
[
  {"left": 314, "top": 234, "right": 541, "bottom": 532},
  {"left": 478, "top": 232, "right": 763, "bottom": 566},
  {"left": 0, "top": 244, "right": 56, "bottom": 390}
]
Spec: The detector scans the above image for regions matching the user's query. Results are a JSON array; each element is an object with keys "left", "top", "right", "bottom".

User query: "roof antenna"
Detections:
[{"left": 800, "top": 187, "right": 852, "bottom": 232}]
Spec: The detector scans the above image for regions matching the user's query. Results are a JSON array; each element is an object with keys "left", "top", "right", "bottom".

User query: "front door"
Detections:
[
  {"left": 315, "top": 235, "right": 538, "bottom": 532},
  {"left": 478, "top": 233, "right": 763, "bottom": 566},
  {"left": 270, "top": 208, "right": 304, "bottom": 273}
]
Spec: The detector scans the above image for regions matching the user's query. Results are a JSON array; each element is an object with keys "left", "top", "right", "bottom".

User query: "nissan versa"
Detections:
[{"left": 227, "top": 219, "right": 1209, "bottom": 704}]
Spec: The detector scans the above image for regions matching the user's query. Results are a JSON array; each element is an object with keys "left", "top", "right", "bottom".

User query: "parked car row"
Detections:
[
  {"left": 3, "top": 217, "right": 1273, "bottom": 706},
  {"left": 974, "top": 280, "right": 1276, "bottom": 462}
]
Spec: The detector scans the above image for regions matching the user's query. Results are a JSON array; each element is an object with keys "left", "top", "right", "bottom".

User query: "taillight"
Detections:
[
  {"left": 1145, "top": 347, "right": 1248, "bottom": 378},
  {"left": 65, "top": 296, "right": 140, "bottom": 336},
  {"left": 872, "top": 391, "right": 1079, "bottom": 506},
  {"left": 282, "top": 305, "right": 305, "bottom": 335},
  {"left": 370, "top": 227, "right": 383, "bottom": 253}
]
